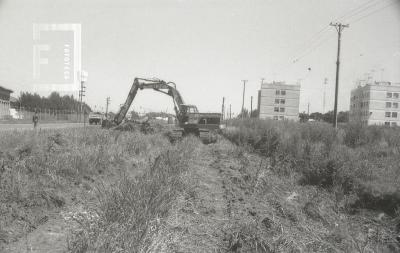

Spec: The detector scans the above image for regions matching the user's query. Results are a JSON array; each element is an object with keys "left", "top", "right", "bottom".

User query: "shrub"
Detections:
[{"left": 222, "top": 119, "right": 400, "bottom": 216}]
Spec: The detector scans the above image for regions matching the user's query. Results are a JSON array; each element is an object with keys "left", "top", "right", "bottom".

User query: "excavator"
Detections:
[{"left": 103, "top": 77, "right": 221, "bottom": 143}]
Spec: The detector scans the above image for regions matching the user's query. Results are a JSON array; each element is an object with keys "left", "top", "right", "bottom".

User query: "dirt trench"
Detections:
[{"left": 151, "top": 139, "right": 268, "bottom": 253}]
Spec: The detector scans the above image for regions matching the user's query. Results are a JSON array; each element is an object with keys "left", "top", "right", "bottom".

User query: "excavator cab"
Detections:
[{"left": 181, "top": 105, "right": 199, "bottom": 114}]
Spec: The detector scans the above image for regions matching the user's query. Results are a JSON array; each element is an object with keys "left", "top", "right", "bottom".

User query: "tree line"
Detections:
[
  {"left": 299, "top": 110, "right": 349, "bottom": 123},
  {"left": 12, "top": 92, "right": 91, "bottom": 113}
]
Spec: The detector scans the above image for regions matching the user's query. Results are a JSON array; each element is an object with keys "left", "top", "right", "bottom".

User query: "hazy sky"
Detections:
[{"left": 0, "top": 0, "right": 399, "bottom": 115}]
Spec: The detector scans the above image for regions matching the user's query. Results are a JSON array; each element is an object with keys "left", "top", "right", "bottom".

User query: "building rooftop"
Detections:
[
  {"left": 261, "top": 81, "right": 300, "bottom": 89},
  {"left": 0, "top": 85, "right": 13, "bottom": 93},
  {"left": 356, "top": 81, "right": 400, "bottom": 88}
]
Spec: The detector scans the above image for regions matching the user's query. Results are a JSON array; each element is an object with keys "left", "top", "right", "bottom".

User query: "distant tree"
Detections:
[
  {"left": 145, "top": 111, "right": 174, "bottom": 119},
  {"left": 236, "top": 109, "right": 249, "bottom": 119},
  {"left": 337, "top": 111, "right": 349, "bottom": 123},
  {"left": 299, "top": 110, "right": 349, "bottom": 124},
  {"left": 130, "top": 110, "right": 140, "bottom": 119},
  {"left": 310, "top": 112, "right": 323, "bottom": 121},
  {"left": 299, "top": 112, "right": 309, "bottom": 122},
  {"left": 18, "top": 91, "right": 91, "bottom": 112},
  {"left": 324, "top": 111, "right": 333, "bottom": 123},
  {"left": 250, "top": 109, "right": 259, "bottom": 118}
]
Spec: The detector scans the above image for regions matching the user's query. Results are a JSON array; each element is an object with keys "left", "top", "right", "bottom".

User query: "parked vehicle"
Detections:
[
  {"left": 9, "top": 108, "right": 24, "bottom": 119},
  {"left": 89, "top": 112, "right": 104, "bottom": 125}
]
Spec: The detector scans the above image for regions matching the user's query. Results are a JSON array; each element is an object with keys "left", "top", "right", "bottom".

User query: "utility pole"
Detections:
[
  {"left": 241, "top": 80, "right": 247, "bottom": 119},
  {"left": 307, "top": 102, "right": 310, "bottom": 116},
  {"left": 330, "top": 22, "right": 349, "bottom": 128},
  {"left": 323, "top": 78, "right": 327, "bottom": 114},
  {"left": 250, "top": 96, "right": 253, "bottom": 118},
  {"left": 79, "top": 81, "right": 86, "bottom": 123},
  {"left": 105, "top": 97, "right": 110, "bottom": 118},
  {"left": 79, "top": 70, "right": 88, "bottom": 124},
  {"left": 221, "top": 97, "right": 225, "bottom": 121},
  {"left": 229, "top": 104, "right": 232, "bottom": 119}
]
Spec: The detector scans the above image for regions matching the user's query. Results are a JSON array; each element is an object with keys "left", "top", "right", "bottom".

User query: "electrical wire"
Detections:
[
  {"left": 347, "top": 0, "right": 398, "bottom": 24},
  {"left": 274, "top": 0, "right": 397, "bottom": 76},
  {"left": 334, "top": 0, "right": 384, "bottom": 22}
]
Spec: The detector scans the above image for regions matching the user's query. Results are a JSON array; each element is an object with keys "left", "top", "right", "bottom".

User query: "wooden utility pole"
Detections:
[
  {"left": 229, "top": 104, "right": 232, "bottom": 119},
  {"left": 241, "top": 80, "right": 247, "bottom": 119},
  {"left": 250, "top": 96, "right": 253, "bottom": 118},
  {"left": 330, "top": 22, "right": 349, "bottom": 128},
  {"left": 79, "top": 81, "right": 86, "bottom": 123},
  {"left": 105, "top": 97, "right": 110, "bottom": 118},
  {"left": 221, "top": 97, "right": 225, "bottom": 121},
  {"left": 323, "top": 78, "right": 327, "bottom": 114}
]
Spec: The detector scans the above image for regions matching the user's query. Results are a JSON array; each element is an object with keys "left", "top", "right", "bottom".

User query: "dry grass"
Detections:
[
  {"left": 0, "top": 127, "right": 173, "bottom": 251},
  {"left": 222, "top": 119, "right": 400, "bottom": 252},
  {"left": 67, "top": 135, "right": 200, "bottom": 252}
]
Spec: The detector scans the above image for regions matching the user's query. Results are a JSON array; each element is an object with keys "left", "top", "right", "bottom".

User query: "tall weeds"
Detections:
[{"left": 223, "top": 119, "right": 400, "bottom": 215}]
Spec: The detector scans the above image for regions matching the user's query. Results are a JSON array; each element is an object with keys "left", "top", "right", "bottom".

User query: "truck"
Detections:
[
  {"left": 88, "top": 112, "right": 104, "bottom": 125},
  {"left": 104, "top": 77, "right": 221, "bottom": 142}
]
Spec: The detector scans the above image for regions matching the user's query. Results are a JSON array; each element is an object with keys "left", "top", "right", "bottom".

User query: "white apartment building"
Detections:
[
  {"left": 257, "top": 82, "right": 300, "bottom": 121},
  {"left": 349, "top": 81, "right": 400, "bottom": 126}
]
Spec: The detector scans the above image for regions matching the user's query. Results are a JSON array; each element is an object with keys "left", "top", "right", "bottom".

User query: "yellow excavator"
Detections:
[{"left": 103, "top": 77, "right": 221, "bottom": 142}]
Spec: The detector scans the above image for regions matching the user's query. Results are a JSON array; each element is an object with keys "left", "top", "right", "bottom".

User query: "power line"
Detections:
[
  {"left": 335, "top": 0, "right": 380, "bottom": 21},
  {"left": 292, "top": 34, "right": 334, "bottom": 63},
  {"left": 275, "top": 0, "right": 395, "bottom": 76},
  {"left": 347, "top": 0, "right": 398, "bottom": 24}
]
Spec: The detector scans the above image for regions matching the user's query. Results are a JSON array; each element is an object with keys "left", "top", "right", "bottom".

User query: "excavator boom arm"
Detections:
[{"left": 113, "top": 78, "right": 185, "bottom": 125}]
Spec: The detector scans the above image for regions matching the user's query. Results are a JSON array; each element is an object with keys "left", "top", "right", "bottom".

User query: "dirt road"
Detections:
[
  {"left": 0, "top": 122, "right": 94, "bottom": 131},
  {"left": 150, "top": 139, "right": 270, "bottom": 252}
]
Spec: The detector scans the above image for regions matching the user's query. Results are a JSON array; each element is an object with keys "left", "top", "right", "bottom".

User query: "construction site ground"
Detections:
[{"left": 2, "top": 134, "right": 397, "bottom": 252}]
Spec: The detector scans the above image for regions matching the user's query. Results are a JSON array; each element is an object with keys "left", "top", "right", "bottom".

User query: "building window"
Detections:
[
  {"left": 393, "top": 102, "right": 398, "bottom": 108},
  {"left": 276, "top": 90, "right": 280, "bottom": 95},
  {"left": 392, "top": 122, "right": 397, "bottom": 127},
  {"left": 387, "top": 92, "right": 392, "bottom": 98},
  {"left": 394, "top": 93, "right": 399, "bottom": 99},
  {"left": 281, "top": 90, "right": 286, "bottom": 96},
  {"left": 385, "top": 122, "right": 390, "bottom": 126},
  {"left": 274, "top": 107, "right": 279, "bottom": 112},
  {"left": 275, "top": 99, "right": 280, "bottom": 104},
  {"left": 279, "top": 116, "right": 284, "bottom": 120},
  {"left": 280, "top": 99, "right": 285, "bottom": 104},
  {"left": 385, "top": 112, "right": 391, "bottom": 117},
  {"left": 273, "top": 116, "right": 278, "bottom": 120},
  {"left": 392, "top": 112, "right": 397, "bottom": 118},
  {"left": 279, "top": 107, "right": 285, "bottom": 112},
  {"left": 386, "top": 102, "right": 392, "bottom": 108}
]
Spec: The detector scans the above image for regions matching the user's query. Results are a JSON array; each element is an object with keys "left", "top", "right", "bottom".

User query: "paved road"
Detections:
[{"left": 0, "top": 122, "right": 95, "bottom": 131}]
